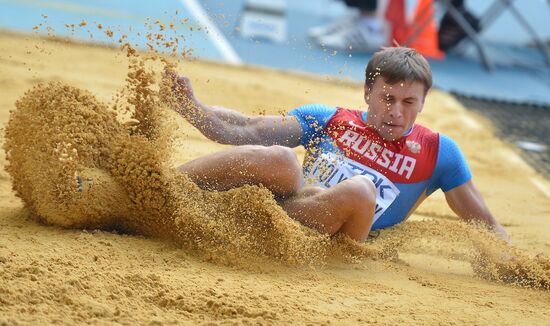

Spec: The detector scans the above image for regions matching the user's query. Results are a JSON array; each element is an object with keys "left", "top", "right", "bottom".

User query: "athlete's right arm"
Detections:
[{"left": 166, "top": 72, "right": 303, "bottom": 147}]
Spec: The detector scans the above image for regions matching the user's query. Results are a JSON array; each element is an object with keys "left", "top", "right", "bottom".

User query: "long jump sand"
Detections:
[{"left": 0, "top": 30, "right": 549, "bottom": 324}]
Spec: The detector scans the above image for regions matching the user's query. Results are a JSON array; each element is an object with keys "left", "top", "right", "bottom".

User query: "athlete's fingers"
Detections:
[
  {"left": 176, "top": 78, "right": 195, "bottom": 103},
  {"left": 163, "top": 70, "right": 188, "bottom": 89},
  {"left": 164, "top": 71, "right": 195, "bottom": 101},
  {"left": 164, "top": 70, "right": 185, "bottom": 97}
]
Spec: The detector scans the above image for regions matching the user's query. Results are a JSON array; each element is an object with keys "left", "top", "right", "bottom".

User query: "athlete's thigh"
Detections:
[
  {"left": 178, "top": 145, "right": 260, "bottom": 191},
  {"left": 178, "top": 145, "right": 301, "bottom": 196}
]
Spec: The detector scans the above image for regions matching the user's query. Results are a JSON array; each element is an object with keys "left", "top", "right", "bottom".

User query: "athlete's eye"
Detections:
[{"left": 382, "top": 95, "right": 394, "bottom": 104}]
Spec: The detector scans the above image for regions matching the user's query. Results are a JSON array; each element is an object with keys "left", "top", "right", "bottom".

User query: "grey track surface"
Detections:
[{"left": 454, "top": 95, "right": 550, "bottom": 179}]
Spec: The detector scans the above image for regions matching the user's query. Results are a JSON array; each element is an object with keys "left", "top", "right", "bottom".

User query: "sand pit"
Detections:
[
  {"left": 1, "top": 29, "right": 550, "bottom": 324},
  {"left": 3, "top": 51, "right": 343, "bottom": 267}
]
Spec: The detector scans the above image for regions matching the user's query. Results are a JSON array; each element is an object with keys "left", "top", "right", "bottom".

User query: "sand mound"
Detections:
[{"left": 2, "top": 28, "right": 548, "bottom": 291}]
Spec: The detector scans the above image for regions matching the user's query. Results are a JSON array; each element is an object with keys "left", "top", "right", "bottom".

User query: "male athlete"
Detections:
[{"left": 167, "top": 47, "right": 508, "bottom": 243}]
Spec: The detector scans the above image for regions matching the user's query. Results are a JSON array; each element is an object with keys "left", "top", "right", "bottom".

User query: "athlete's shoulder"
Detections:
[
  {"left": 288, "top": 104, "right": 337, "bottom": 120},
  {"left": 410, "top": 123, "right": 438, "bottom": 137},
  {"left": 326, "top": 106, "right": 365, "bottom": 122},
  {"left": 408, "top": 123, "right": 440, "bottom": 150},
  {"left": 288, "top": 104, "right": 338, "bottom": 147},
  {"left": 438, "top": 133, "right": 462, "bottom": 152},
  {"left": 433, "top": 133, "right": 472, "bottom": 192}
]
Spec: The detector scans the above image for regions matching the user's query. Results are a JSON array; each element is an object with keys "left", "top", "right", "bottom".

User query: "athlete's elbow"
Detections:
[
  {"left": 231, "top": 129, "right": 264, "bottom": 146},
  {"left": 202, "top": 125, "right": 264, "bottom": 146},
  {"left": 205, "top": 133, "right": 253, "bottom": 146},
  {"left": 200, "top": 124, "right": 239, "bottom": 145}
]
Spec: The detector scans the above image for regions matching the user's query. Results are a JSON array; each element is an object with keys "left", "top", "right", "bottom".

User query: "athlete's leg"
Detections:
[
  {"left": 280, "top": 175, "right": 376, "bottom": 242},
  {"left": 179, "top": 145, "right": 303, "bottom": 198}
]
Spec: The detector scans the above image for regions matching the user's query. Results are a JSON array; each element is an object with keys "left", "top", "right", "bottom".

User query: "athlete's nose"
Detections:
[{"left": 387, "top": 102, "right": 403, "bottom": 119}]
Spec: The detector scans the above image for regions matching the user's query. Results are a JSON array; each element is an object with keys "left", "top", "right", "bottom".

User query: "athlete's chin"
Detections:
[
  {"left": 380, "top": 127, "right": 404, "bottom": 141},
  {"left": 380, "top": 134, "right": 400, "bottom": 142}
]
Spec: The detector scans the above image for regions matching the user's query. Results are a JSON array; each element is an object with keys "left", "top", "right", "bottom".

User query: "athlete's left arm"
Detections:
[{"left": 444, "top": 180, "right": 510, "bottom": 243}]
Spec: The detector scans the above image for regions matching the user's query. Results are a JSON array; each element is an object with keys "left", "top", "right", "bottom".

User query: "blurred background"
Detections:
[{"left": 1, "top": 0, "right": 549, "bottom": 177}]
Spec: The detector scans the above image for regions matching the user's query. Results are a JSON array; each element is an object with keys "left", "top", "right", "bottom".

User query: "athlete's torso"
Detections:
[{"left": 289, "top": 104, "right": 471, "bottom": 229}]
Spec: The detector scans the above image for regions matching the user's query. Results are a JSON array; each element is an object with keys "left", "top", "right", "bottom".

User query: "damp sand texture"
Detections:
[{"left": 1, "top": 31, "right": 550, "bottom": 324}]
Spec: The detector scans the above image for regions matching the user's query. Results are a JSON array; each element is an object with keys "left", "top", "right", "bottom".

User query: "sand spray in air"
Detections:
[
  {"left": 4, "top": 15, "right": 550, "bottom": 288},
  {"left": 370, "top": 219, "right": 549, "bottom": 290},
  {"left": 3, "top": 36, "right": 348, "bottom": 266}
]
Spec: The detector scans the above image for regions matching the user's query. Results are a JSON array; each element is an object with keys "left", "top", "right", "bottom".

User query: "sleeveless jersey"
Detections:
[{"left": 288, "top": 104, "right": 471, "bottom": 230}]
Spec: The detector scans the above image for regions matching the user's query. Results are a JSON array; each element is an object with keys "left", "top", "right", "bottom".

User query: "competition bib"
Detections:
[{"left": 305, "top": 152, "right": 400, "bottom": 223}]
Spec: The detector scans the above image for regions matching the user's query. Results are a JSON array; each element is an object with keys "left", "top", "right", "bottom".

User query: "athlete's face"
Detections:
[{"left": 364, "top": 77, "right": 425, "bottom": 141}]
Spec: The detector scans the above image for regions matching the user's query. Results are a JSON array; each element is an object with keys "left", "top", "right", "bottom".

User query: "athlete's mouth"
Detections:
[{"left": 383, "top": 122, "right": 401, "bottom": 128}]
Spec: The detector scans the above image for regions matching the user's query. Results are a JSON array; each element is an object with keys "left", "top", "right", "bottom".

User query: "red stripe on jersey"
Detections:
[{"left": 325, "top": 108, "right": 439, "bottom": 183}]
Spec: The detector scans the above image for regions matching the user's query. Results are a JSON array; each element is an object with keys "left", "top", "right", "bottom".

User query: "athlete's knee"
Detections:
[
  {"left": 265, "top": 145, "right": 303, "bottom": 194},
  {"left": 242, "top": 145, "right": 302, "bottom": 195},
  {"left": 342, "top": 175, "right": 376, "bottom": 208},
  {"left": 240, "top": 145, "right": 296, "bottom": 166},
  {"left": 333, "top": 176, "right": 376, "bottom": 240},
  {"left": 264, "top": 145, "right": 299, "bottom": 166},
  {"left": 298, "top": 186, "right": 324, "bottom": 198}
]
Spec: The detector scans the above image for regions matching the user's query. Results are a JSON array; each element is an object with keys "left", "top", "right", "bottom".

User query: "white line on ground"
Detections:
[
  {"left": 179, "top": 0, "right": 242, "bottom": 65},
  {"left": 531, "top": 177, "right": 550, "bottom": 199}
]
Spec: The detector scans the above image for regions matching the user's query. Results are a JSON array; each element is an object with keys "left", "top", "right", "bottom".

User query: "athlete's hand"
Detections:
[{"left": 164, "top": 70, "right": 199, "bottom": 113}]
